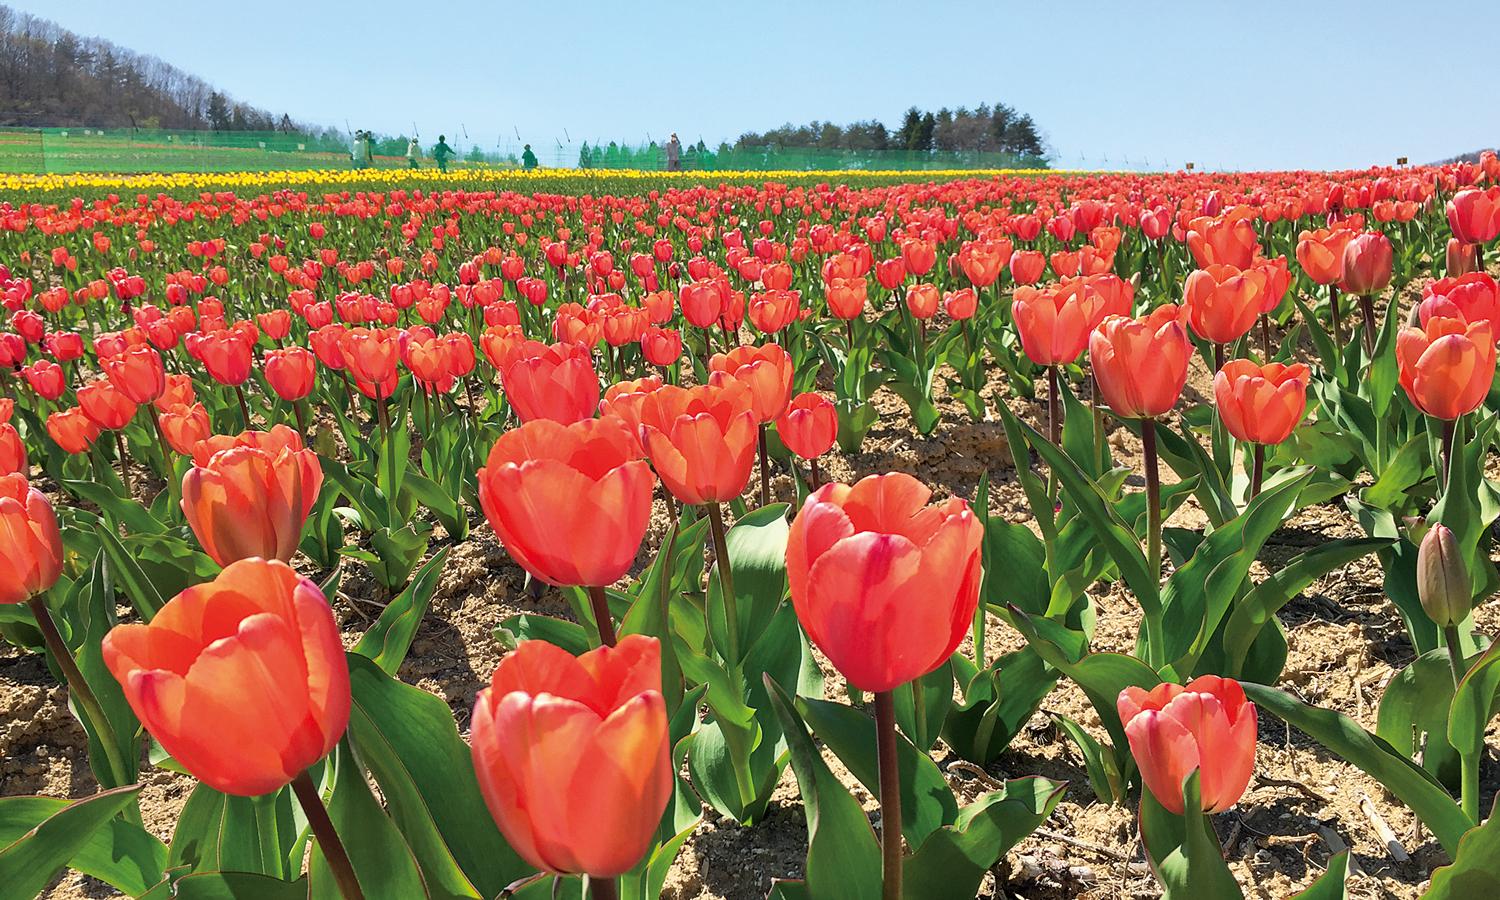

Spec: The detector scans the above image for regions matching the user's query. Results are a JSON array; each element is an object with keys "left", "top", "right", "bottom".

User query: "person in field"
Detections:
[
  {"left": 522, "top": 144, "right": 538, "bottom": 170},
  {"left": 665, "top": 133, "right": 681, "bottom": 172},
  {"left": 407, "top": 136, "right": 421, "bottom": 169},
  {"left": 433, "top": 134, "right": 455, "bottom": 173}
]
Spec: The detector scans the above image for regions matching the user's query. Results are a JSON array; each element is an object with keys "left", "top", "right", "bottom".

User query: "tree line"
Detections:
[
  {"left": 734, "top": 103, "right": 1046, "bottom": 158},
  {"left": 0, "top": 3, "right": 332, "bottom": 139}
]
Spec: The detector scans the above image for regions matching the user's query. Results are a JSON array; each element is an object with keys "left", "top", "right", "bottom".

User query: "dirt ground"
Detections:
[{"left": 8, "top": 299, "right": 1499, "bottom": 899}]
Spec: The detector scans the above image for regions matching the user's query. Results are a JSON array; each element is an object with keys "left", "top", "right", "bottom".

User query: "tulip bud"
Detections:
[{"left": 1418, "top": 524, "right": 1471, "bottom": 628}]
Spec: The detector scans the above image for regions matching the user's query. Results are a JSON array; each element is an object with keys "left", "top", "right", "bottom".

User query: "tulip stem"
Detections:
[
  {"left": 1260, "top": 314, "right": 1272, "bottom": 360},
  {"left": 234, "top": 385, "right": 252, "bottom": 429},
  {"left": 26, "top": 595, "right": 129, "bottom": 787},
  {"left": 1328, "top": 284, "right": 1344, "bottom": 347},
  {"left": 1046, "top": 365, "right": 1060, "bottom": 446},
  {"left": 757, "top": 423, "right": 770, "bottom": 508},
  {"left": 1440, "top": 419, "right": 1456, "bottom": 496},
  {"left": 587, "top": 876, "right": 618, "bottom": 900},
  {"left": 1443, "top": 624, "right": 1466, "bottom": 688},
  {"left": 586, "top": 585, "right": 618, "bottom": 648},
  {"left": 291, "top": 770, "right": 365, "bottom": 900},
  {"left": 114, "top": 430, "right": 132, "bottom": 498},
  {"left": 809, "top": 456, "right": 821, "bottom": 492},
  {"left": 874, "top": 690, "right": 903, "bottom": 900},
  {"left": 1142, "top": 418, "right": 1162, "bottom": 579},
  {"left": 1358, "top": 295, "right": 1377, "bottom": 357},
  {"left": 1250, "top": 444, "right": 1265, "bottom": 500},
  {"left": 707, "top": 502, "right": 740, "bottom": 665}
]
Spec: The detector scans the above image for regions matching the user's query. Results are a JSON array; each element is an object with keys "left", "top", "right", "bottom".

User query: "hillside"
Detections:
[{"left": 0, "top": 4, "right": 318, "bottom": 134}]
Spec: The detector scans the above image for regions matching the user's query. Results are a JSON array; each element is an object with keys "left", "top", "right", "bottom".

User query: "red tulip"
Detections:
[
  {"left": 102, "top": 345, "right": 166, "bottom": 404},
  {"left": 1396, "top": 316, "right": 1496, "bottom": 421},
  {"left": 826, "top": 276, "right": 867, "bottom": 320},
  {"left": 1212, "top": 360, "right": 1309, "bottom": 445},
  {"left": 196, "top": 331, "right": 254, "bottom": 387},
  {"left": 775, "top": 392, "right": 837, "bottom": 460},
  {"left": 1446, "top": 187, "right": 1500, "bottom": 244},
  {"left": 263, "top": 347, "right": 317, "bottom": 402},
  {"left": 1420, "top": 273, "right": 1500, "bottom": 328},
  {"left": 503, "top": 342, "right": 599, "bottom": 424},
  {"left": 944, "top": 288, "right": 977, "bottom": 320},
  {"left": 1186, "top": 211, "right": 1259, "bottom": 269},
  {"left": 1295, "top": 228, "right": 1353, "bottom": 285},
  {"left": 905, "top": 283, "right": 940, "bottom": 320},
  {"left": 102, "top": 558, "right": 349, "bottom": 796},
  {"left": 1117, "top": 676, "right": 1256, "bottom": 815},
  {"left": 637, "top": 383, "right": 757, "bottom": 505},
  {"left": 1340, "top": 232, "right": 1393, "bottom": 296},
  {"left": 471, "top": 635, "right": 671, "bottom": 878},
  {"left": 1089, "top": 305, "right": 1190, "bottom": 419},
  {"left": 181, "top": 426, "right": 324, "bottom": 567},
  {"left": 786, "top": 473, "right": 981, "bottom": 693},
  {"left": 77, "top": 378, "right": 138, "bottom": 430},
  {"left": 0, "top": 474, "right": 62, "bottom": 604},
  {"left": 22, "top": 359, "right": 65, "bottom": 400},
  {"left": 640, "top": 326, "right": 683, "bottom": 367},
  {"left": 477, "top": 417, "right": 653, "bottom": 587},
  {"left": 1008, "top": 250, "right": 1046, "bottom": 286}
]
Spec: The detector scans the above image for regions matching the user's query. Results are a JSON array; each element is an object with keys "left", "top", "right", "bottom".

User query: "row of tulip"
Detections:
[{"left": 1, "top": 158, "right": 1500, "bottom": 900}]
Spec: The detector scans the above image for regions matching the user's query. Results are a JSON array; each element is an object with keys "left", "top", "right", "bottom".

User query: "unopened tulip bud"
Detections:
[{"left": 1418, "top": 524, "right": 1471, "bottom": 628}]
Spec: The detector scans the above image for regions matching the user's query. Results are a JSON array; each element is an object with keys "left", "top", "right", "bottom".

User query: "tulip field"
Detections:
[{"left": 3, "top": 159, "right": 1500, "bottom": 900}]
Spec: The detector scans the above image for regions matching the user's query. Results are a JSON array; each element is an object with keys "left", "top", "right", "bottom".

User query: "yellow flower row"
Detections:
[{"left": 0, "top": 166, "right": 1079, "bottom": 195}]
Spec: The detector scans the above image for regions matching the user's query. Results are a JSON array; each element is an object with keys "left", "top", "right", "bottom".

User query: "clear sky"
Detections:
[{"left": 15, "top": 0, "right": 1493, "bottom": 171}]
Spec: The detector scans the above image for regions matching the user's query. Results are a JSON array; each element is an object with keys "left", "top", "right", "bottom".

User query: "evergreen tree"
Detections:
[
  {"left": 916, "top": 112, "right": 936, "bottom": 152},
  {"left": 897, "top": 107, "right": 923, "bottom": 149}
]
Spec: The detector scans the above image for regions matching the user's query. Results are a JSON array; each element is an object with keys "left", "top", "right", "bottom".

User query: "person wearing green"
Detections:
[
  {"left": 432, "top": 134, "right": 455, "bottom": 173},
  {"left": 522, "top": 144, "right": 538, "bottom": 170}
]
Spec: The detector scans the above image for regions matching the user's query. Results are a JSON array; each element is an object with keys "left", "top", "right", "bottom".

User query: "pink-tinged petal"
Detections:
[
  {"left": 800, "top": 532, "right": 925, "bottom": 692},
  {"left": 1124, "top": 708, "right": 1200, "bottom": 815}
]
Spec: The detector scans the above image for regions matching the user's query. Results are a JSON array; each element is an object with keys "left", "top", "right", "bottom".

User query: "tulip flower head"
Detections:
[
  {"left": 0, "top": 474, "right": 63, "bottom": 605},
  {"left": 471, "top": 635, "right": 671, "bottom": 878},
  {"left": 1088, "top": 305, "right": 1191, "bottom": 420},
  {"left": 1212, "top": 360, "right": 1310, "bottom": 446},
  {"left": 1396, "top": 316, "right": 1496, "bottom": 421},
  {"left": 786, "top": 473, "right": 982, "bottom": 693},
  {"left": 1117, "top": 675, "right": 1256, "bottom": 815},
  {"left": 477, "top": 417, "right": 653, "bottom": 588},
  {"left": 102, "top": 558, "right": 350, "bottom": 796},
  {"left": 181, "top": 425, "right": 324, "bottom": 567}
]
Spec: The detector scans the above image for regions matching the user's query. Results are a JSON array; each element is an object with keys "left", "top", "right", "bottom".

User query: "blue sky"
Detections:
[{"left": 17, "top": 0, "right": 1493, "bottom": 171}]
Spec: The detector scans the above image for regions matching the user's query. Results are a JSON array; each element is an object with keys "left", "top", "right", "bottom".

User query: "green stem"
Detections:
[
  {"left": 586, "top": 584, "right": 617, "bottom": 648},
  {"left": 252, "top": 792, "right": 284, "bottom": 879},
  {"left": 707, "top": 502, "right": 740, "bottom": 665},
  {"left": 26, "top": 595, "right": 130, "bottom": 787},
  {"left": 874, "top": 690, "right": 903, "bottom": 900},
  {"left": 290, "top": 770, "right": 365, "bottom": 900}
]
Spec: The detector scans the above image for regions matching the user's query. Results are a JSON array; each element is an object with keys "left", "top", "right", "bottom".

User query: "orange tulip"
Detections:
[
  {"left": 905, "top": 283, "right": 940, "bottom": 320},
  {"left": 599, "top": 375, "right": 664, "bottom": 452},
  {"left": 1186, "top": 210, "right": 1259, "bottom": 269},
  {"left": 1183, "top": 264, "right": 1265, "bottom": 345},
  {"left": 1446, "top": 238, "right": 1479, "bottom": 277},
  {"left": 826, "top": 276, "right": 867, "bottom": 320},
  {"left": 503, "top": 342, "right": 600, "bottom": 425},
  {"left": 1396, "top": 316, "right": 1496, "bottom": 421},
  {"left": 1295, "top": 228, "right": 1353, "bottom": 285},
  {"left": 775, "top": 392, "right": 838, "bottom": 460},
  {"left": 77, "top": 377, "right": 138, "bottom": 430},
  {"left": 1089, "top": 305, "right": 1190, "bottom": 419},
  {"left": 1117, "top": 676, "right": 1256, "bottom": 815},
  {"left": 640, "top": 326, "right": 682, "bottom": 367},
  {"left": 46, "top": 407, "right": 100, "bottom": 454},
  {"left": 944, "top": 287, "right": 977, "bottom": 320},
  {"left": 102, "top": 558, "right": 350, "bottom": 796},
  {"left": 1212, "top": 360, "right": 1309, "bottom": 445},
  {"left": 958, "top": 241, "right": 1005, "bottom": 288},
  {"left": 0, "top": 423, "right": 23, "bottom": 477},
  {"left": 786, "top": 472, "right": 982, "bottom": 692},
  {"left": 196, "top": 331, "right": 254, "bottom": 387},
  {"left": 470, "top": 635, "right": 671, "bottom": 878},
  {"left": 1012, "top": 283, "right": 1091, "bottom": 366},
  {"left": 181, "top": 425, "right": 323, "bottom": 567},
  {"left": 0, "top": 474, "right": 63, "bottom": 604},
  {"left": 477, "top": 417, "right": 653, "bottom": 587},
  {"left": 159, "top": 403, "right": 213, "bottom": 456},
  {"left": 708, "top": 342, "right": 793, "bottom": 423},
  {"left": 637, "top": 383, "right": 757, "bottom": 505}
]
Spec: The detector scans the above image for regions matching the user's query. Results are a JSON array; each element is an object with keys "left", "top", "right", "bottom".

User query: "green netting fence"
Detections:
[{"left": 0, "top": 127, "right": 1051, "bottom": 175}]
